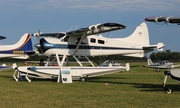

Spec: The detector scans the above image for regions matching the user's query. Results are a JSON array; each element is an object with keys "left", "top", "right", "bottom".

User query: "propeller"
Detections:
[
  {"left": 38, "top": 29, "right": 40, "bottom": 46},
  {"left": 30, "top": 29, "right": 44, "bottom": 54},
  {"left": 26, "top": 30, "right": 42, "bottom": 56}
]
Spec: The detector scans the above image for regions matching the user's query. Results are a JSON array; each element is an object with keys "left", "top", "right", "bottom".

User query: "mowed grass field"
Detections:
[{"left": 0, "top": 62, "right": 180, "bottom": 108}]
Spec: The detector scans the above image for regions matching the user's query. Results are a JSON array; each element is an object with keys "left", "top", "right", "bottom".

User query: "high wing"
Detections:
[
  {"left": 32, "top": 22, "right": 126, "bottom": 55},
  {"left": 33, "top": 32, "right": 66, "bottom": 38},
  {"left": 66, "top": 22, "right": 126, "bottom": 36},
  {"left": 32, "top": 22, "right": 126, "bottom": 37}
]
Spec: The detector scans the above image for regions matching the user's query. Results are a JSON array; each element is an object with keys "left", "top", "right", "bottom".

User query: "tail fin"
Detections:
[
  {"left": 0, "top": 33, "right": 33, "bottom": 59},
  {"left": 122, "top": 22, "right": 165, "bottom": 58},
  {"left": 147, "top": 58, "right": 153, "bottom": 65},
  {"left": 123, "top": 22, "right": 149, "bottom": 46},
  {"left": 12, "top": 33, "right": 33, "bottom": 59},
  {"left": 14, "top": 33, "right": 33, "bottom": 52}
]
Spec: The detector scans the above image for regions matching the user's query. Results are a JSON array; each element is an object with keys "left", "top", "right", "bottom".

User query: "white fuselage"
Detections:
[
  {"left": 41, "top": 35, "right": 149, "bottom": 58},
  {"left": 39, "top": 22, "right": 157, "bottom": 58}
]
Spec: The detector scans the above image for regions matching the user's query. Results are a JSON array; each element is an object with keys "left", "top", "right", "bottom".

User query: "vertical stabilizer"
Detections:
[
  {"left": 147, "top": 58, "right": 153, "bottom": 65},
  {"left": 123, "top": 22, "right": 149, "bottom": 46},
  {"left": 0, "top": 33, "right": 33, "bottom": 59}
]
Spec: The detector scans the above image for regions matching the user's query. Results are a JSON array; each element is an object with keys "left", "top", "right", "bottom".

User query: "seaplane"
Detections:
[
  {"left": 13, "top": 22, "right": 165, "bottom": 83},
  {"left": 146, "top": 58, "right": 180, "bottom": 71},
  {"left": 0, "top": 33, "right": 33, "bottom": 71}
]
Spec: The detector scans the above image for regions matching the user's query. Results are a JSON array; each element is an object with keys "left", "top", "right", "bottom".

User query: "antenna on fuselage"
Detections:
[
  {"left": 68, "top": 26, "right": 73, "bottom": 32},
  {"left": 33, "top": 29, "right": 43, "bottom": 54},
  {"left": 74, "top": 25, "right": 79, "bottom": 30}
]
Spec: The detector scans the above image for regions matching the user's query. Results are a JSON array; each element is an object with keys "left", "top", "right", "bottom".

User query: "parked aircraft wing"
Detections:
[
  {"left": 0, "top": 35, "right": 6, "bottom": 40},
  {"left": 145, "top": 16, "right": 180, "bottom": 24},
  {"left": 32, "top": 22, "right": 126, "bottom": 37},
  {"left": 171, "top": 64, "right": 180, "bottom": 68},
  {"left": 32, "top": 32, "right": 66, "bottom": 38}
]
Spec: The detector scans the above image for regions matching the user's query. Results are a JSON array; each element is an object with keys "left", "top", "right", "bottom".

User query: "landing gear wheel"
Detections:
[
  {"left": 166, "top": 88, "right": 172, "bottom": 94},
  {"left": 80, "top": 77, "right": 86, "bottom": 82},
  {"left": 164, "top": 86, "right": 172, "bottom": 94}
]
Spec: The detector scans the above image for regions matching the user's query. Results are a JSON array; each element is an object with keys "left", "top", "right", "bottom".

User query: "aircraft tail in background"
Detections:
[
  {"left": 147, "top": 58, "right": 153, "bottom": 65},
  {"left": 0, "top": 33, "right": 33, "bottom": 59}
]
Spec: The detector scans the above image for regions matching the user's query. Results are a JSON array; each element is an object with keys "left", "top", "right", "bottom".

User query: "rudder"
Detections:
[
  {"left": 14, "top": 33, "right": 33, "bottom": 54},
  {"left": 147, "top": 58, "right": 153, "bottom": 65},
  {"left": 123, "top": 22, "right": 150, "bottom": 46}
]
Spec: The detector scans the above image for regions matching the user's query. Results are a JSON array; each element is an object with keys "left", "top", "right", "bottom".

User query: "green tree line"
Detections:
[
  {"left": 150, "top": 50, "right": 180, "bottom": 61},
  {"left": 90, "top": 49, "right": 180, "bottom": 63}
]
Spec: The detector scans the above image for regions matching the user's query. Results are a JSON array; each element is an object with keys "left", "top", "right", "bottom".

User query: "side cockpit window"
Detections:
[
  {"left": 90, "top": 38, "right": 105, "bottom": 44},
  {"left": 90, "top": 38, "right": 96, "bottom": 43},
  {"left": 98, "top": 39, "right": 105, "bottom": 44}
]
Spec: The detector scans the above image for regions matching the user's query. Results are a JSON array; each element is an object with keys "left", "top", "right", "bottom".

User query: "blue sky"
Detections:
[{"left": 0, "top": 0, "right": 180, "bottom": 52}]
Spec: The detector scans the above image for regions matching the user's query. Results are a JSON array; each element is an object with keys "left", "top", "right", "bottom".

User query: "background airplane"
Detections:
[
  {"left": 146, "top": 58, "right": 180, "bottom": 71},
  {"left": 0, "top": 63, "right": 12, "bottom": 71},
  {"left": 0, "top": 33, "right": 33, "bottom": 59},
  {"left": 0, "top": 35, "right": 6, "bottom": 40},
  {"left": 0, "top": 33, "right": 33, "bottom": 71},
  {"left": 145, "top": 16, "right": 180, "bottom": 25},
  {"left": 145, "top": 16, "right": 180, "bottom": 93},
  {"left": 163, "top": 69, "right": 180, "bottom": 94}
]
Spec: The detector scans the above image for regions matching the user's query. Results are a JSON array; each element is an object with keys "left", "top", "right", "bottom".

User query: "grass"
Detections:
[{"left": 0, "top": 62, "right": 180, "bottom": 108}]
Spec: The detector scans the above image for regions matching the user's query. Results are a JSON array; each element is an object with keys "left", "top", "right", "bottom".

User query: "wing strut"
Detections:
[
  {"left": 85, "top": 56, "right": 94, "bottom": 67},
  {"left": 73, "top": 56, "right": 83, "bottom": 67},
  {"left": 73, "top": 32, "right": 87, "bottom": 55}
]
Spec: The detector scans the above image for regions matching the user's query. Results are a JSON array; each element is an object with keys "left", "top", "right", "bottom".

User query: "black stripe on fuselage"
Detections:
[{"left": 40, "top": 38, "right": 143, "bottom": 53}]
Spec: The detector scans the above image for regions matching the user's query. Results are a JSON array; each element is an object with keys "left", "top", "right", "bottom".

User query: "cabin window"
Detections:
[
  {"left": 98, "top": 40, "right": 105, "bottom": 44},
  {"left": 90, "top": 38, "right": 96, "bottom": 43}
]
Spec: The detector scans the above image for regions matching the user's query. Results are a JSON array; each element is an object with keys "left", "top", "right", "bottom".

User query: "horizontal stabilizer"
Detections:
[
  {"left": 157, "top": 43, "right": 164, "bottom": 51},
  {"left": 123, "top": 53, "right": 145, "bottom": 58},
  {"left": 143, "top": 43, "right": 165, "bottom": 51},
  {"left": 11, "top": 55, "right": 29, "bottom": 59}
]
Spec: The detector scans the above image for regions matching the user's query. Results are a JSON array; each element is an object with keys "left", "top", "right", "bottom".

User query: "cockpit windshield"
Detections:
[
  {"left": 56, "top": 33, "right": 66, "bottom": 38},
  {"left": 61, "top": 36, "right": 69, "bottom": 42}
]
